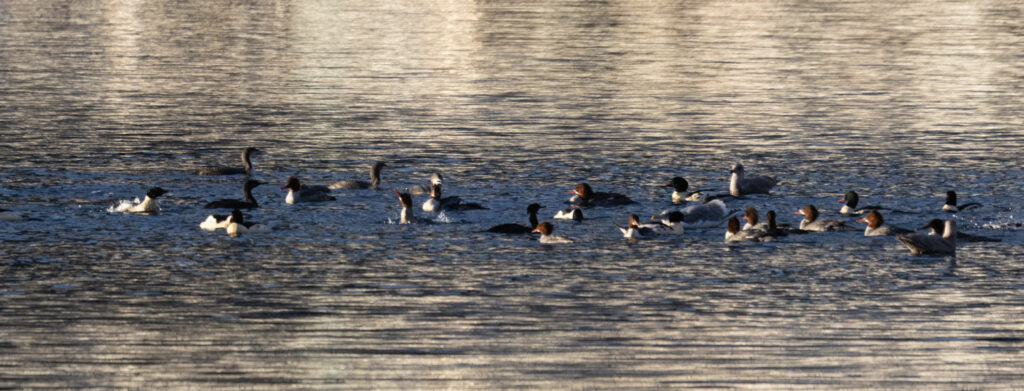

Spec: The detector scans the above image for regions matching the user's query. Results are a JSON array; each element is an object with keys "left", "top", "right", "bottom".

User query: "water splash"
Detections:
[{"left": 107, "top": 198, "right": 140, "bottom": 213}]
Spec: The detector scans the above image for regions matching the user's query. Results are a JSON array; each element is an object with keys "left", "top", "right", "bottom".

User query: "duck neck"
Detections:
[
  {"left": 242, "top": 151, "right": 253, "bottom": 175},
  {"left": 528, "top": 211, "right": 539, "bottom": 228},
  {"left": 244, "top": 187, "right": 258, "bottom": 207},
  {"left": 729, "top": 172, "right": 741, "bottom": 196}
]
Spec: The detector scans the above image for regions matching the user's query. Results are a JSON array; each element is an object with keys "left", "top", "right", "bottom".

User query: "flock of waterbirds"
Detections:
[{"left": 1, "top": 147, "right": 1003, "bottom": 257}]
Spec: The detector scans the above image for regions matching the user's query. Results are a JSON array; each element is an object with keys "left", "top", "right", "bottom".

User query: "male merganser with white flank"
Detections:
[
  {"left": 487, "top": 203, "right": 543, "bottom": 234},
  {"left": 942, "top": 190, "right": 982, "bottom": 213},
  {"left": 0, "top": 208, "right": 24, "bottom": 221},
  {"left": 898, "top": 220, "right": 956, "bottom": 256},
  {"left": 199, "top": 212, "right": 232, "bottom": 231},
  {"left": 725, "top": 216, "right": 769, "bottom": 242},
  {"left": 225, "top": 209, "right": 271, "bottom": 237},
  {"left": 554, "top": 207, "right": 584, "bottom": 221},
  {"left": 856, "top": 210, "right": 912, "bottom": 236},
  {"left": 921, "top": 218, "right": 1000, "bottom": 243},
  {"left": 409, "top": 173, "right": 444, "bottom": 195},
  {"left": 531, "top": 222, "right": 573, "bottom": 244},
  {"left": 422, "top": 183, "right": 485, "bottom": 212},
  {"left": 204, "top": 180, "right": 262, "bottom": 209},
  {"left": 839, "top": 191, "right": 887, "bottom": 215},
  {"left": 673, "top": 199, "right": 732, "bottom": 228},
  {"left": 741, "top": 206, "right": 768, "bottom": 231},
  {"left": 794, "top": 205, "right": 853, "bottom": 232},
  {"left": 568, "top": 183, "right": 635, "bottom": 207},
  {"left": 126, "top": 187, "right": 168, "bottom": 214},
  {"left": 662, "top": 177, "right": 690, "bottom": 204},
  {"left": 330, "top": 161, "right": 387, "bottom": 190},
  {"left": 196, "top": 147, "right": 260, "bottom": 176},
  {"left": 394, "top": 189, "right": 431, "bottom": 224},
  {"left": 617, "top": 214, "right": 658, "bottom": 239},
  {"left": 644, "top": 211, "right": 686, "bottom": 235},
  {"left": 729, "top": 163, "right": 777, "bottom": 197},
  {"left": 663, "top": 177, "right": 718, "bottom": 204},
  {"left": 283, "top": 177, "right": 335, "bottom": 204}
]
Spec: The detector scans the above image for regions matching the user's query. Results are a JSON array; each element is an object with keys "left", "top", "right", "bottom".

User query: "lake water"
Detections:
[{"left": 2, "top": 0, "right": 1023, "bottom": 389}]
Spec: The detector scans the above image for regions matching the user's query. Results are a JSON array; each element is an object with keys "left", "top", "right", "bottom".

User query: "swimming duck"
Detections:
[
  {"left": 196, "top": 147, "right": 260, "bottom": 176},
  {"left": 569, "top": 183, "right": 635, "bottom": 207},
  {"left": 204, "top": 180, "right": 262, "bottom": 209},
  {"left": 394, "top": 189, "right": 431, "bottom": 224},
  {"left": 422, "top": 183, "right": 485, "bottom": 212},
  {"left": 856, "top": 209, "right": 912, "bottom": 236},
  {"left": 532, "top": 222, "right": 573, "bottom": 244},
  {"left": 487, "top": 203, "right": 543, "bottom": 234},
  {"left": 645, "top": 211, "right": 686, "bottom": 235},
  {"left": 553, "top": 207, "right": 584, "bottom": 222},
  {"left": 126, "top": 187, "right": 169, "bottom": 214},
  {"left": 898, "top": 220, "right": 956, "bottom": 256},
  {"left": 283, "top": 176, "right": 335, "bottom": 204},
  {"left": 921, "top": 218, "right": 999, "bottom": 243},
  {"left": 741, "top": 206, "right": 767, "bottom": 231},
  {"left": 942, "top": 190, "right": 982, "bottom": 213},
  {"left": 330, "top": 161, "right": 387, "bottom": 190},
  {"left": 199, "top": 212, "right": 232, "bottom": 231},
  {"left": 225, "top": 208, "right": 271, "bottom": 237},
  {"left": 838, "top": 191, "right": 889, "bottom": 215},
  {"left": 617, "top": 214, "right": 658, "bottom": 239},
  {"left": 725, "top": 216, "right": 769, "bottom": 242},
  {"left": 794, "top": 205, "right": 853, "bottom": 232}
]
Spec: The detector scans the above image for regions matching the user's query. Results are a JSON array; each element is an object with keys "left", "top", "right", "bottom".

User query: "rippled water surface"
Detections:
[{"left": 2, "top": 0, "right": 1024, "bottom": 389}]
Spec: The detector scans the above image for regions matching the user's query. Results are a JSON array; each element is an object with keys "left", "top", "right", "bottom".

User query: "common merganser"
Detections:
[
  {"left": 487, "top": 203, "right": 543, "bottom": 234},
  {"left": 553, "top": 207, "right": 584, "bottom": 221},
  {"left": 663, "top": 177, "right": 692, "bottom": 204},
  {"left": 225, "top": 208, "right": 270, "bottom": 237},
  {"left": 741, "top": 206, "right": 767, "bottom": 231},
  {"left": 0, "top": 208, "right": 24, "bottom": 221},
  {"left": 531, "top": 222, "right": 573, "bottom": 244},
  {"left": 196, "top": 147, "right": 260, "bottom": 176},
  {"left": 839, "top": 191, "right": 888, "bottom": 215},
  {"left": 898, "top": 220, "right": 956, "bottom": 256},
  {"left": 617, "top": 214, "right": 658, "bottom": 239},
  {"left": 422, "top": 183, "right": 485, "bottom": 212},
  {"left": 204, "top": 180, "right": 262, "bottom": 209},
  {"left": 942, "top": 190, "right": 981, "bottom": 213},
  {"left": 409, "top": 173, "right": 444, "bottom": 195},
  {"left": 794, "top": 205, "right": 853, "bottom": 232},
  {"left": 729, "top": 163, "right": 777, "bottom": 196},
  {"left": 725, "top": 216, "right": 769, "bottom": 242},
  {"left": 283, "top": 177, "right": 335, "bottom": 204},
  {"left": 644, "top": 211, "right": 686, "bottom": 235},
  {"left": 126, "top": 187, "right": 169, "bottom": 214},
  {"left": 394, "top": 189, "right": 431, "bottom": 224},
  {"left": 675, "top": 199, "right": 731, "bottom": 228},
  {"left": 663, "top": 177, "right": 717, "bottom": 204},
  {"left": 855, "top": 209, "right": 912, "bottom": 236},
  {"left": 568, "top": 183, "right": 635, "bottom": 207},
  {"left": 330, "top": 161, "right": 387, "bottom": 190},
  {"left": 921, "top": 218, "right": 1000, "bottom": 243},
  {"left": 199, "top": 212, "right": 232, "bottom": 231}
]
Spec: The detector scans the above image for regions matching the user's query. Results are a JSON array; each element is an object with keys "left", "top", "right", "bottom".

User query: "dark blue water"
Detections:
[{"left": 2, "top": 0, "right": 1023, "bottom": 388}]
